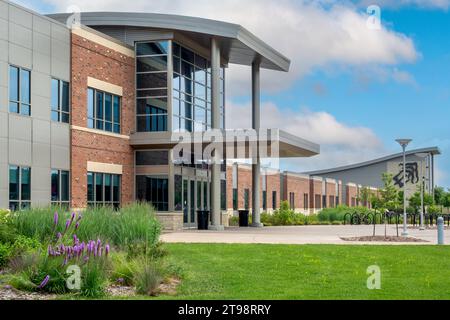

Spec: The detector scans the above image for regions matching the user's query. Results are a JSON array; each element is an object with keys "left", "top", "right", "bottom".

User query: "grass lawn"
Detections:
[{"left": 158, "top": 244, "right": 450, "bottom": 300}]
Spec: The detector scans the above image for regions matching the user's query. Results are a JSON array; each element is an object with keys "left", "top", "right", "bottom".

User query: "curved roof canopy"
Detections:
[
  {"left": 47, "top": 12, "right": 291, "bottom": 72},
  {"left": 304, "top": 147, "right": 441, "bottom": 175}
]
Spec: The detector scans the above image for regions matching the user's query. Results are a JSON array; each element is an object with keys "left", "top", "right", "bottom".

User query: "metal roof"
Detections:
[
  {"left": 304, "top": 147, "right": 441, "bottom": 175},
  {"left": 46, "top": 12, "right": 291, "bottom": 72}
]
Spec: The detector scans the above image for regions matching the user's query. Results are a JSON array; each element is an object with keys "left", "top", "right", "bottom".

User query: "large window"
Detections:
[
  {"left": 262, "top": 190, "right": 267, "bottom": 211},
  {"left": 136, "top": 176, "right": 168, "bottom": 211},
  {"left": 135, "top": 150, "right": 169, "bottom": 166},
  {"left": 51, "top": 170, "right": 70, "bottom": 207},
  {"left": 87, "top": 172, "right": 121, "bottom": 208},
  {"left": 232, "top": 188, "right": 238, "bottom": 210},
  {"left": 136, "top": 41, "right": 169, "bottom": 132},
  {"left": 51, "top": 79, "right": 70, "bottom": 123},
  {"left": 172, "top": 42, "right": 225, "bottom": 132},
  {"left": 9, "top": 166, "right": 31, "bottom": 211},
  {"left": 87, "top": 88, "right": 121, "bottom": 134},
  {"left": 9, "top": 66, "right": 31, "bottom": 116}
]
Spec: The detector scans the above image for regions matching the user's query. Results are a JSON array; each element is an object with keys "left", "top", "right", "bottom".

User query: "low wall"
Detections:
[{"left": 156, "top": 212, "right": 184, "bottom": 231}]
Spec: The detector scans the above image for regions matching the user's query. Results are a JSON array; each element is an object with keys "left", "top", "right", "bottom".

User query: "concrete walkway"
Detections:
[{"left": 161, "top": 225, "right": 450, "bottom": 245}]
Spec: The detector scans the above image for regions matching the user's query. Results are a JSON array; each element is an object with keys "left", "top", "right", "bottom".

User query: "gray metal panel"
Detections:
[
  {"left": 9, "top": 43, "right": 32, "bottom": 68},
  {"left": 0, "top": 18, "right": 7, "bottom": 41},
  {"left": 31, "top": 95, "right": 51, "bottom": 120},
  {"left": 9, "top": 21, "right": 32, "bottom": 49},
  {"left": 51, "top": 122, "right": 70, "bottom": 146},
  {"left": 51, "top": 38, "right": 70, "bottom": 64},
  {"left": 9, "top": 115, "right": 32, "bottom": 141},
  {"left": 31, "top": 166, "right": 50, "bottom": 191},
  {"left": 0, "top": 137, "right": 7, "bottom": 164},
  {"left": 0, "top": 39, "right": 7, "bottom": 61},
  {"left": 51, "top": 145, "right": 70, "bottom": 170},
  {"left": 9, "top": 4, "right": 32, "bottom": 29},
  {"left": 33, "top": 32, "right": 51, "bottom": 55},
  {"left": 0, "top": 112, "right": 6, "bottom": 137},
  {"left": 46, "top": 12, "right": 291, "bottom": 72},
  {"left": 0, "top": 61, "right": 8, "bottom": 87},
  {"left": 0, "top": 87, "right": 7, "bottom": 113},
  {"left": 51, "top": 23, "right": 70, "bottom": 44},
  {"left": 32, "top": 143, "right": 51, "bottom": 167},
  {"left": 32, "top": 119, "right": 51, "bottom": 143},
  {"left": 31, "top": 71, "right": 51, "bottom": 98},
  {"left": 51, "top": 58, "right": 70, "bottom": 81},
  {"left": 9, "top": 138, "right": 32, "bottom": 166},
  {"left": 33, "top": 15, "right": 51, "bottom": 36},
  {"left": 0, "top": 1, "right": 7, "bottom": 20},
  {"left": 32, "top": 51, "right": 51, "bottom": 74}
]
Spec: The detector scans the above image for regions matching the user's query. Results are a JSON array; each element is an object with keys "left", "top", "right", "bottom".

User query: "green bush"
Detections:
[
  {"left": 0, "top": 243, "right": 12, "bottom": 267},
  {"left": 9, "top": 203, "right": 161, "bottom": 250},
  {"left": 134, "top": 260, "right": 163, "bottom": 296},
  {"left": 317, "top": 206, "right": 374, "bottom": 223}
]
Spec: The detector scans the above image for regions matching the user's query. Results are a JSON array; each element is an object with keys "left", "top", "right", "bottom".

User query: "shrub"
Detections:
[
  {"left": 0, "top": 243, "right": 12, "bottom": 268},
  {"left": 9, "top": 203, "right": 161, "bottom": 251},
  {"left": 134, "top": 260, "right": 163, "bottom": 296},
  {"left": 110, "top": 253, "right": 137, "bottom": 286}
]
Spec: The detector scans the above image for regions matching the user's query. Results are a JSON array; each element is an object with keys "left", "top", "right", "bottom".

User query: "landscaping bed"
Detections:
[
  {"left": 340, "top": 236, "right": 428, "bottom": 243},
  {"left": 0, "top": 205, "right": 181, "bottom": 300}
]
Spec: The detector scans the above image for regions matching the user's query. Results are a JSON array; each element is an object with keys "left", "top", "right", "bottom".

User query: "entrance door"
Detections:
[{"left": 183, "top": 178, "right": 197, "bottom": 228}]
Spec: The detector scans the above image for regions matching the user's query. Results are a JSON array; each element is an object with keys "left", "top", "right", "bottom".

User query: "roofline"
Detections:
[
  {"left": 304, "top": 147, "right": 441, "bottom": 175},
  {"left": 46, "top": 11, "right": 291, "bottom": 72}
]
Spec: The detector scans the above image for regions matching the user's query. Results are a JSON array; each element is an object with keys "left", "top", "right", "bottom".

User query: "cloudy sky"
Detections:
[{"left": 16, "top": 0, "right": 450, "bottom": 188}]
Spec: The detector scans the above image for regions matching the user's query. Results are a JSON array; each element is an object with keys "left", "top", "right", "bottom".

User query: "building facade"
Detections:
[{"left": 0, "top": 1, "right": 321, "bottom": 230}]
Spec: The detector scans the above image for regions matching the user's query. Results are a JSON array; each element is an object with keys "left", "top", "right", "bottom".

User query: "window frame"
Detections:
[
  {"left": 9, "top": 165, "right": 31, "bottom": 211},
  {"left": 87, "top": 87, "right": 121, "bottom": 134},
  {"left": 87, "top": 172, "right": 121, "bottom": 208},
  {"left": 272, "top": 191, "right": 277, "bottom": 210},
  {"left": 51, "top": 169, "right": 70, "bottom": 207},
  {"left": 51, "top": 78, "right": 70, "bottom": 123},
  {"left": 9, "top": 65, "right": 31, "bottom": 116}
]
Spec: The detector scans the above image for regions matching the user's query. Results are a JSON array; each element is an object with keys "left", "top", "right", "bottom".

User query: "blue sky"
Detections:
[{"left": 16, "top": 0, "right": 450, "bottom": 188}]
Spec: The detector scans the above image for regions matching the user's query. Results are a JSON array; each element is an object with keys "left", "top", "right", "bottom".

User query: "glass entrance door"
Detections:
[{"left": 182, "top": 176, "right": 210, "bottom": 228}]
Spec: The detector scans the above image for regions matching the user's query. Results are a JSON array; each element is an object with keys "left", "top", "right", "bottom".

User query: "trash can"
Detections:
[
  {"left": 238, "top": 210, "right": 250, "bottom": 227},
  {"left": 197, "top": 210, "right": 210, "bottom": 230}
]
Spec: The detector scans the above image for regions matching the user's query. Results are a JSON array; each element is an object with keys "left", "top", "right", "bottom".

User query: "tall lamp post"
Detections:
[
  {"left": 416, "top": 153, "right": 428, "bottom": 231},
  {"left": 396, "top": 139, "right": 412, "bottom": 237}
]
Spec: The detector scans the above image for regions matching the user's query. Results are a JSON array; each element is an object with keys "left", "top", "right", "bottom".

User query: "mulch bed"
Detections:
[
  {"left": 340, "top": 236, "right": 429, "bottom": 243},
  {"left": 0, "top": 285, "right": 56, "bottom": 300}
]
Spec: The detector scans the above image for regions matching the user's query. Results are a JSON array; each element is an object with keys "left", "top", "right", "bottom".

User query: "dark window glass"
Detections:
[
  {"left": 104, "top": 94, "right": 112, "bottom": 131},
  {"left": 174, "top": 175, "right": 182, "bottom": 211},
  {"left": 9, "top": 66, "right": 31, "bottom": 116},
  {"left": 137, "top": 72, "right": 167, "bottom": 89},
  {"left": 136, "top": 176, "right": 169, "bottom": 212},
  {"left": 61, "top": 81, "right": 70, "bottom": 113},
  {"left": 113, "top": 175, "right": 120, "bottom": 203},
  {"left": 9, "top": 166, "right": 19, "bottom": 201},
  {"left": 136, "top": 41, "right": 169, "bottom": 56},
  {"left": 233, "top": 189, "right": 238, "bottom": 210},
  {"left": 21, "top": 167, "right": 31, "bottom": 201},
  {"left": 262, "top": 191, "right": 267, "bottom": 211},
  {"left": 51, "top": 170, "right": 59, "bottom": 201},
  {"left": 104, "top": 174, "right": 112, "bottom": 202},
  {"left": 244, "top": 189, "right": 249, "bottom": 210},
  {"left": 96, "top": 173, "right": 103, "bottom": 203},
  {"left": 272, "top": 191, "right": 277, "bottom": 210},
  {"left": 136, "top": 150, "right": 169, "bottom": 166},
  {"left": 88, "top": 88, "right": 120, "bottom": 133},
  {"left": 221, "top": 180, "right": 226, "bottom": 211},
  {"left": 181, "top": 47, "right": 194, "bottom": 64},
  {"left": 87, "top": 172, "right": 94, "bottom": 202},
  {"left": 61, "top": 171, "right": 69, "bottom": 202},
  {"left": 137, "top": 56, "right": 167, "bottom": 72}
]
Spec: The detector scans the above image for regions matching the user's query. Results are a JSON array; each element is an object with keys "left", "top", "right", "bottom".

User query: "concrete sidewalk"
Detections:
[{"left": 161, "top": 225, "right": 450, "bottom": 245}]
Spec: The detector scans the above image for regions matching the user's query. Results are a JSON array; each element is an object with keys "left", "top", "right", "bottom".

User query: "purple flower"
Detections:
[
  {"left": 65, "top": 219, "right": 71, "bottom": 231},
  {"left": 57, "top": 232, "right": 62, "bottom": 240},
  {"left": 105, "top": 244, "right": 110, "bottom": 256},
  {"left": 53, "top": 212, "right": 59, "bottom": 226},
  {"left": 38, "top": 275, "right": 50, "bottom": 289},
  {"left": 117, "top": 278, "right": 124, "bottom": 284},
  {"left": 70, "top": 212, "right": 76, "bottom": 223},
  {"left": 62, "top": 257, "right": 68, "bottom": 266},
  {"left": 73, "top": 234, "right": 78, "bottom": 243},
  {"left": 77, "top": 214, "right": 83, "bottom": 222},
  {"left": 97, "top": 239, "right": 101, "bottom": 247},
  {"left": 47, "top": 245, "right": 53, "bottom": 256},
  {"left": 75, "top": 222, "right": 80, "bottom": 230}
]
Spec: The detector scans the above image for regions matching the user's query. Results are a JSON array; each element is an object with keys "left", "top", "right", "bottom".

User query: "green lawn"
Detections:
[{"left": 160, "top": 244, "right": 450, "bottom": 300}]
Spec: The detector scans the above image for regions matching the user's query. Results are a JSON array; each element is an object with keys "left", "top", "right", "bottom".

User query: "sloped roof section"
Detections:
[
  {"left": 46, "top": 12, "right": 291, "bottom": 72},
  {"left": 304, "top": 147, "right": 441, "bottom": 175}
]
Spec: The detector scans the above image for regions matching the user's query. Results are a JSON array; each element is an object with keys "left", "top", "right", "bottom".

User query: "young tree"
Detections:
[
  {"left": 408, "top": 191, "right": 434, "bottom": 214},
  {"left": 380, "top": 173, "right": 400, "bottom": 211},
  {"left": 358, "top": 187, "right": 371, "bottom": 208}
]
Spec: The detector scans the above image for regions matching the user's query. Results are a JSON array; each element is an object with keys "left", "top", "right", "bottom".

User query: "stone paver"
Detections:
[{"left": 161, "top": 225, "right": 450, "bottom": 245}]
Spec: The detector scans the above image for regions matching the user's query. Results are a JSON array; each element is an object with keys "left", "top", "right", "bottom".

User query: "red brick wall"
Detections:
[
  {"left": 70, "top": 32, "right": 135, "bottom": 208},
  {"left": 310, "top": 179, "right": 323, "bottom": 210},
  {"left": 226, "top": 165, "right": 234, "bottom": 210},
  {"left": 326, "top": 181, "right": 337, "bottom": 208},
  {"left": 284, "top": 174, "right": 310, "bottom": 212},
  {"left": 346, "top": 185, "right": 358, "bottom": 207},
  {"left": 266, "top": 172, "right": 280, "bottom": 211}
]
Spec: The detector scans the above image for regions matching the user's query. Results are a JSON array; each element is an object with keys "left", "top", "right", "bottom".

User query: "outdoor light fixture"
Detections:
[
  {"left": 396, "top": 139, "right": 412, "bottom": 236},
  {"left": 415, "top": 152, "right": 429, "bottom": 231}
]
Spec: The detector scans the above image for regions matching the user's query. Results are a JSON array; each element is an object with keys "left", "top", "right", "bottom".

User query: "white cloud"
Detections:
[
  {"left": 42, "top": 0, "right": 419, "bottom": 96},
  {"left": 226, "top": 100, "right": 386, "bottom": 171},
  {"left": 358, "top": 0, "right": 450, "bottom": 10}
]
